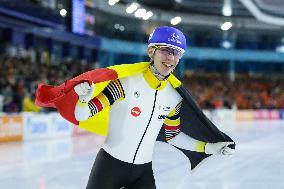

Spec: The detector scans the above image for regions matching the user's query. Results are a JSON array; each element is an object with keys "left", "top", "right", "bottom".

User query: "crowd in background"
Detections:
[
  {"left": 185, "top": 73, "right": 284, "bottom": 109},
  {"left": 0, "top": 55, "right": 96, "bottom": 112},
  {"left": 0, "top": 55, "right": 283, "bottom": 112}
]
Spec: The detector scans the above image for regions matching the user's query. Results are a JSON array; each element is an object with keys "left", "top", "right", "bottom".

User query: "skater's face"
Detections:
[{"left": 147, "top": 46, "right": 182, "bottom": 76}]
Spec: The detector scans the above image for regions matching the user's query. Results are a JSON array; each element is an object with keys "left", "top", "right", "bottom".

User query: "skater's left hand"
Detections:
[{"left": 205, "top": 142, "right": 235, "bottom": 155}]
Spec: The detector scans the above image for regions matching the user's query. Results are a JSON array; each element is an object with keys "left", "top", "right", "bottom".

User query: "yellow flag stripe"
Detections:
[
  {"left": 196, "top": 141, "right": 206, "bottom": 152},
  {"left": 164, "top": 118, "right": 180, "bottom": 126},
  {"left": 97, "top": 93, "right": 110, "bottom": 108}
]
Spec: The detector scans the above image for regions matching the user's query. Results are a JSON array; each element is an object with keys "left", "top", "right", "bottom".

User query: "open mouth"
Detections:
[{"left": 162, "top": 62, "right": 174, "bottom": 68}]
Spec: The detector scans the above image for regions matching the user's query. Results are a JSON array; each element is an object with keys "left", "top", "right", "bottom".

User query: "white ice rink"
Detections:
[{"left": 0, "top": 120, "right": 284, "bottom": 189}]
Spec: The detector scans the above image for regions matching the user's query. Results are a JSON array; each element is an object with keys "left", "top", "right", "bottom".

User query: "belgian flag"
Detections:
[{"left": 35, "top": 62, "right": 235, "bottom": 170}]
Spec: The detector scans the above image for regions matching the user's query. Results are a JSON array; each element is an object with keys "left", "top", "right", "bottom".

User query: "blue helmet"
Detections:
[{"left": 148, "top": 26, "right": 187, "bottom": 54}]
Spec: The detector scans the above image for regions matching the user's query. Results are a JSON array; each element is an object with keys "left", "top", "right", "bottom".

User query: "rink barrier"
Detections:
[
  {"left": 235, "top": 109, "right": 283, "bottom": 120},
  {"left": 0, "top": 110, "right": 283, "bottom": 142},
  {"left": 0, "top": 114, "right": 23, "bottom": 142},
  {"left": 23, "top": 113, "right": 74, "bottom": 141}
]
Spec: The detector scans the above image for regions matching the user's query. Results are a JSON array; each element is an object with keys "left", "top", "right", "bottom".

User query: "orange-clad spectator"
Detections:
[{"left": 212, "top": 97, "right": 224, "bottom": 109}]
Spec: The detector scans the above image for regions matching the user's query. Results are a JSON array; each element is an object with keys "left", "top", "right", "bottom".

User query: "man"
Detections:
[{"left": 72, "top": 26, "right": 235, "bottom": 188}]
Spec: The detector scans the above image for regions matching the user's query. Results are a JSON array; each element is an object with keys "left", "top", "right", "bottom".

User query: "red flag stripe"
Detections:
[{"left": 164, "top": 124, "right": 180, "bottom": 130}]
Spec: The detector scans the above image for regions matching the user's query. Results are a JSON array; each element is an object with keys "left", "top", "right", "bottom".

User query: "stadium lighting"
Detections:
[
  {"left": 126, "top": 3, "right": 139, "bottom": 14},
  {"left": 170, "top": 16, "right": 182, "bottom": 25},
  {"left": 119, "top": 25, "right": 125, "bottom": 31},
  {"left": 222, "top": 0, "right": 232, "bottom": 16},
  {"left": 59, "top": 9, "right": 67, "bottom": 17},
  {"left": 108, "top": 0, "right": 119, "bottom": 6},
  {"left": 114, "top": 24, "right": 125, "bottom": 31},
  {"left": 221, "top": 40, "right": 232, "bottom": 48},
  {"left": 114, "top": 24, "right": 120, "bottom": 29},
  {"left": 135, "top": 8, "right": 146, "bottom": 18},
  {"left": 276, "top": 45, "right": 284, "bottom": 53},
  {"left": 143, "top": 11, "right": 153, "bottom": 20},
  {"left": 221, "top": 21, "right": 232, "bottom": 30}
]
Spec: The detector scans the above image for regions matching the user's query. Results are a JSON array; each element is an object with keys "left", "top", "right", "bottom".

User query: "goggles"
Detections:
[{"left": 154, "top": 46, "right": 183, "bottom": 59}]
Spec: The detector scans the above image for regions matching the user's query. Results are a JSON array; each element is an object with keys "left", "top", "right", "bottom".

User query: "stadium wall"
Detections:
[{"left": 0, "top": 110, "right": 283, "bottom": 143}]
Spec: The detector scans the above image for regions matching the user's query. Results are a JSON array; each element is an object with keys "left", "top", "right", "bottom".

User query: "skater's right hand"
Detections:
[{"left": 74, "top": 82, "right": 95, "bottom": 103}]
